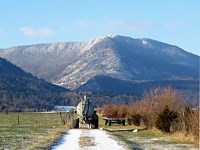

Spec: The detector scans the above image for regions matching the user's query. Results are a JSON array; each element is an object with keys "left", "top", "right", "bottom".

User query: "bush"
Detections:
[
  {"left": 155, "top": 105, "right": 178, "bottom": 133},
  {"left": 101, "top": 104, "right": 127, "bottom": 116},
  {"left": 177, "top": 107, "right": 199, "bottom": 140},
  {"left": 127, "top": 87, "right": 184, "bottom": 129},
  {"left": 188, "top": 108, "right": 199, "bottom": 140},
  {"left": 101, "top": 104, "right": 118, "bottom": 116},
  {"left": 129, "top": 114, "right": 141, "bottom": 126}
]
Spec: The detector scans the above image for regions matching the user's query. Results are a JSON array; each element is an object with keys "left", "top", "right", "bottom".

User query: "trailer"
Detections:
[
  {"left": 102, "top": 115, "right": 126, "bottom": 126},
  {"left": 71, "top": 95, "right": 98, "bottom": 129}
]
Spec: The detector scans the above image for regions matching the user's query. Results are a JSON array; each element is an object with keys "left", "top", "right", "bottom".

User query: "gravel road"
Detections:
[{"left": 50, "top": 129, "right": 127, "bottom": 150}]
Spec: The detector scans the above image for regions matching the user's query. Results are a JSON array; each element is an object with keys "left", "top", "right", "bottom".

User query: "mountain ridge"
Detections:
[{"left": 0, "top": 35, "right": 199, "bottom": 90}]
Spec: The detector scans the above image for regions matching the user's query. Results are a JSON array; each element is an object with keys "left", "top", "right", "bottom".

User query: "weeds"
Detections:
[
  {"left": 155, "top": 106, "right": 178, "bottom": 133},
  {"left": 101, "top": 87, "right": 199, "bottom": 144}
]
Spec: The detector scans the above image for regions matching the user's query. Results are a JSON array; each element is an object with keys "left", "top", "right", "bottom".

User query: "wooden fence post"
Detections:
[{"left": 18, "top": 115, "right": 20, "bottom": 125}]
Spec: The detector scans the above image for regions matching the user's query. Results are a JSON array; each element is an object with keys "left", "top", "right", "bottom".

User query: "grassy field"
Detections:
[
  {"left": 0, "top": 113, "right": 198, "bottom": 149},
  {"left": 0, "top": 112, "right": 69, "bottom": 150},
  {"left": 99, "top": 116, "right": 199, "bottom": 149},
  {"left": 104, "top": 124, "right": 199, "bottom": 149}
]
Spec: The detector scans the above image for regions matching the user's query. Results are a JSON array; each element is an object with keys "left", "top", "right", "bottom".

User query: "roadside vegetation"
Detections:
[
  {"left": 100, "top": 87, "right": 199, "bottom": 147},
  {"left": 0, "top": 112, "right": 69, "bottom": 149}
]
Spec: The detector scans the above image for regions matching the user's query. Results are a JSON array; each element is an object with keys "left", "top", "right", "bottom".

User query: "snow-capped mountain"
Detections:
[{"left": 0, "top": 35, "right": 199, "bottom": 90}]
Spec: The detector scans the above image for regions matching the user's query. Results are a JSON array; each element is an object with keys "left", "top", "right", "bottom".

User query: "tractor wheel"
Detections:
[
  {"left": 91, "top": 120, "right": 98, "bottom": 129},
  {"left": 71, "top": 118, "right": 79, "bottom": 128},
  {"left": 91, "top": 114, "right": 99, "bottom": 129}
]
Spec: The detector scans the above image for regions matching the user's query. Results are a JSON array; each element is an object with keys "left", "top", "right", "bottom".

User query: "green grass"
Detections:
[
  {"left": 0, "top": 112, "right": 69, "bottom": 150},
  {"left": 109, "top": 129, "right": 199, "bottom": 149},
  {"left": 111, "top": 130, "right": 161, "bottom": 138},
  {"left": 1, "top": 113, "right": 198, "bottom": 149},
  {"left": 99, "top": 114, "right": 198, "bottom": 149}
]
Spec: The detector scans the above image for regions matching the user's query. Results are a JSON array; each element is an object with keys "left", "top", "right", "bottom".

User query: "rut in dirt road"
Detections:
[{"left": 50, "top": 129, "right": 127, "bottom": 150}]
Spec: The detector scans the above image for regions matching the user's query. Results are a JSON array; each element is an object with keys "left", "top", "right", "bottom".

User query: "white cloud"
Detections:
[{"left": 20, "top": 26, "right": 55, "bottom": 37}]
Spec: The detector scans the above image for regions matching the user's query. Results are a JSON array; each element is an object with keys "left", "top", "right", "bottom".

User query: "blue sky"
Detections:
[{"left": 0, "top": 0, "right": 199, "bottom": 55}]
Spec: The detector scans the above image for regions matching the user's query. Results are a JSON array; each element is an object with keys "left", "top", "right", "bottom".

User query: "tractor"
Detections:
[{"left": 71, "top": 95, "right": 98, "bottom": 129}]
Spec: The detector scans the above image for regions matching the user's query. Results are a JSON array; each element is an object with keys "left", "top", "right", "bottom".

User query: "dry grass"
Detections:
[
  {"left": 166, "top": 132, "right": 199, "bottom": 146},
  {"left": 100, "top": 87, "right": 199, "bottom": 145},
  {"left": 109, "top": 126, "right": 198, "bottom": 150},
  {"left": 27, "top": 127, "right": 67, "bottom": 150},
  {"left": 149, "top": 127, "right": 198, "bottom": 145},
  {"left": 188, "top": 109, "right": 199, "bottom": 140},
  {"left": 0, "top": 112, "right": 69, "bottom": 150}
]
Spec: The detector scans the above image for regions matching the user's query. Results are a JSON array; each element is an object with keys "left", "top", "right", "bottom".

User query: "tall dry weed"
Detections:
[
  {"left": 187, "top": 108, "right": 199, "bottom": 140},
  {"left": 101, "top": 104, "right": 127, "bottom": 116},
  {"left": 171, "top": 107, "right": 199, "bottom": 142},
  {"left": 188, "top": 109, "right": 199, "bottom": 140},
  {"left": 128, "top": 87, "right": 184, "bottom": 128}
]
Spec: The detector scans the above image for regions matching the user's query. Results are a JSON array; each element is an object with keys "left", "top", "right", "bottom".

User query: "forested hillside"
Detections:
[{"left": 0, "top": 57, "right": 69, "bottom": 111}]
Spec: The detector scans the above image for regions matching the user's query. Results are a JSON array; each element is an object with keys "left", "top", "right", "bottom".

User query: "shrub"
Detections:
[
  {"left": 117, "top": 104, "right": 127, "bottom": 116},
  {"left": 127, "top": 87, "right": 184, "bottom": 129},
  {"left": 177, "top": 107, "right": 199, "bottom": 140},
  {"left": 155, "top": 105, "right": 178, "bottom": 133},
  {"left": 188, "top": 108, "right": 199, "bottom": 140},
  {"left": 130, "top": 114, "right": 141, "bottom": 126},
  {"left": 101, "top": 104, "right": 127, "bottom": 116}
]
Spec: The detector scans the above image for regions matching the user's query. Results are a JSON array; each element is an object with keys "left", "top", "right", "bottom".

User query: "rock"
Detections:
[{"left": 133, "top": 129, "right": 138, "bottom": 132}]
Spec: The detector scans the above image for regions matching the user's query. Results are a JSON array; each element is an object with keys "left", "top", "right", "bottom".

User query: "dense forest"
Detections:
[
  {"left": 0, "top": 57, "right": 199, "bottom": 112},
  {"left": 0, "top": 57, "right": 68, "bottom": 111}
]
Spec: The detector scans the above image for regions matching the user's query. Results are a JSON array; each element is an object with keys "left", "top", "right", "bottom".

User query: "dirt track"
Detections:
[{"left": 50, "top": 129, "right": 127, "bottom": 150}]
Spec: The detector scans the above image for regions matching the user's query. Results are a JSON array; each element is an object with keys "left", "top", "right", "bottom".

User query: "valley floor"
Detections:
[{"left": 0, "top": 113, "right": 198, "bottom": 150}]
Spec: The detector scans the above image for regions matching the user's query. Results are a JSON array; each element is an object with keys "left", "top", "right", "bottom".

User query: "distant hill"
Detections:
[
  {"left": 0, "top": 57, "right": 69, "bottom": 111},
  {"left": 0, "top": 35, "right": 198, "bottom": 91},
  {"left": 77, "top": 75, "right": 199, "bottom": 96}
]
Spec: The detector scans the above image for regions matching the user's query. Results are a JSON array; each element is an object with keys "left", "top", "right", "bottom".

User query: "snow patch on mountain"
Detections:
[
  {"left": 53, "top": 46, "right": 122, "bottom": 89},
  {"left": 0, "top": 35, "right": 198, "bottom": 90},
  {"left": 142, "top": 39, "right": 148, "bottom": 45}
]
